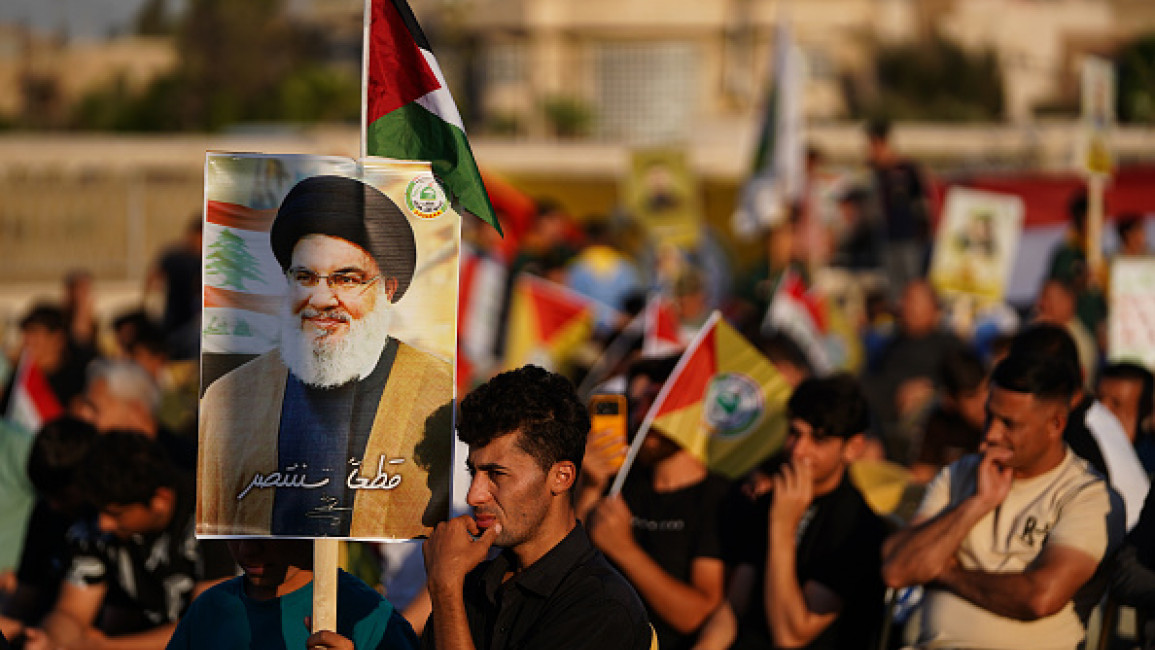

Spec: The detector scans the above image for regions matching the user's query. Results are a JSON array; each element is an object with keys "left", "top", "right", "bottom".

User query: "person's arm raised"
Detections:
[
  {"left": 881, "top": 449, "right": 1012, "bottom": 588},
  {"left": 423, "top": 516, "right": 500, "bottom": 650},
  {"left": 588, "top": 495, "right": 724, "bottom": 634},
  {"left": 764, "top": 461, "right": 842, "bottom": 647}
]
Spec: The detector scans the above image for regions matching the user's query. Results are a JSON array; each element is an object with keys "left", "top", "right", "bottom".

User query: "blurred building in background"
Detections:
[{"left": 1, "top": 0, "right": 1155, "bottom": 327}]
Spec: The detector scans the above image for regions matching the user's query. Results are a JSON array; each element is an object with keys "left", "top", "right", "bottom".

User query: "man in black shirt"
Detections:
[
  {"left": 422, "top": 365, "right": 651, "bottom": 650},
  {"left": 581, "top": 356, "right": 728, "bottom": 650},
  {"left": 1010, "top": 324, "right": 1150, "bottom": 531},
  {"left": 0, "top": 417, "right": 97, "bottom": 642},
  {"left": 719, "top": 375, "right": 887, "bottom": 650},
  {"left": 865, "top": 118, "right": 931, "bottom": 305},
  {"left": 30, "top": 431, "right": 233, "bottom": 648}
]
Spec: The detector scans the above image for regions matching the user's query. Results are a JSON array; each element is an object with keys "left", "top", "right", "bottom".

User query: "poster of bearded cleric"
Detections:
[{"left": 197, "top": 153, "right": 457, "bottom": 540}]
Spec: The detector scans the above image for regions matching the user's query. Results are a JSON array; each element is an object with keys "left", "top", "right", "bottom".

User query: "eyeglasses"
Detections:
[{"left": 288, "top": 267, "right": 381, "bottom": 293}]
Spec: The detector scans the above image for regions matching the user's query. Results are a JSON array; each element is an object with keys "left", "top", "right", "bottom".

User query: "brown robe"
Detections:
[{"left": 197, "top": 341, "right": 452, "bottom": 539}]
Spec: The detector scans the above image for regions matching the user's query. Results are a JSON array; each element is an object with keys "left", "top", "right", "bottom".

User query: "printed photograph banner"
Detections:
[
  {"left": 624, "top": 147, "right": 702, "bottom": 249},
  {"left": 1080, "top": 55, "right": 1115, "bottom": 177},
  {"left": 928, "top": 187, "right": 1023, "bottom": 303},
  {"left": 198, "top": 153, "right": 458, "bottom": 540},
  {"left": 1108, "top": 257, "right": 1155, "bottom": 369}
]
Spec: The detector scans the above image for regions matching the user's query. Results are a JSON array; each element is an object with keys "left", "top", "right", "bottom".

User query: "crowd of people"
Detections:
[{"left": 0, "top": 119, "right": 1152, "bottom": 650}]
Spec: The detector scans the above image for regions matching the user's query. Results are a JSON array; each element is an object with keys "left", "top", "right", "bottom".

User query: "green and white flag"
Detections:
[
  {"left": 732, "top": 18, "right": 806, "bottom": 240},
  {"left": 363, "top": 0, "right": 501, "bottom": 234}
]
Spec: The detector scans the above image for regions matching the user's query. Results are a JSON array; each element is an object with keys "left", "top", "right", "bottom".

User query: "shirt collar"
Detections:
[{"left": 480, "top": 522, "right": 594, "bottom": 602}]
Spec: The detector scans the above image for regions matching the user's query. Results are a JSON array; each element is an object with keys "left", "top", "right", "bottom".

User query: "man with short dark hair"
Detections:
[
  {"left": 422, "top": 365, "right": 651, "bottom": 650},
  {"left": 0, "top": 304, "right": 93, "bottom": 418},
  {"left": 882, "top": 352, "right": 1125, "bottom": 649},
  {"left": 1116, "top": 214, "right": 1148, "bottom": 257},
  {"left": 1098, "top": 362, "right": 1155, "bottom": 444},
  {"left": 31, "top": 431, "right": 233, "bottom": 649},
  {"left": 719, "top": 374, "right": 887, "bottom": 649},
  {"left": 199, "top": 175, "right": 453, "bottom": 538},
  {"left": 1011, "top": 324, "right": 1149, "bottom": 530},
  {"left": 910, "top": 347, "right": 988, "bottom": 484}
]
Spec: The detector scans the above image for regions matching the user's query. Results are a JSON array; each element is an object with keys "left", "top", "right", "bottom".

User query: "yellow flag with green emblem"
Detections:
[{"left": 613, "top": 312, "right": 791, "bottom": 488}]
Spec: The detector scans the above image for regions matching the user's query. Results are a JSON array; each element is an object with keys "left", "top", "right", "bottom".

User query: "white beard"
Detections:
[{"left": 278, "top": 288, "right": 395, "bottom": 389}]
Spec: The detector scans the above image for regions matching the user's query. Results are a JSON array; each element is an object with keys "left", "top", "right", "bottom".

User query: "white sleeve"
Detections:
[{"left": 1087, "top": 402, "right": 1150, "bottom": 531}]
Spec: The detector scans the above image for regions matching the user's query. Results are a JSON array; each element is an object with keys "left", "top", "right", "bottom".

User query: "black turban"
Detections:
[{"left": 270, "top": 175, "right": 417, "bottom": 302}]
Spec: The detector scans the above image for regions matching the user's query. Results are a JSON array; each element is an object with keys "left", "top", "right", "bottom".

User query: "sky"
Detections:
[{"left": 1, "top": 0, "right": 169, "bottom": 41}]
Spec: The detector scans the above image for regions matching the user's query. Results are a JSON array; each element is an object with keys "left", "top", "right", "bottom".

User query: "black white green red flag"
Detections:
[{"left": 364, "top": 0, "right": 501, "bottom": 234}]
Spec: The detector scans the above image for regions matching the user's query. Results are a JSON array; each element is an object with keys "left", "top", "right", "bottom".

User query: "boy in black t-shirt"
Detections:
[
  {"left": 714, "top": 375, "right": 887, "bottom": 650},
  {"left": 27, "top": 431, "right": 233, "bottom": 648},
  {"left": 0, "top": 417, "right": 97, "bottom": 642},
  {"left": 581, "top": 356, "right": 728, "bottom": 650}
]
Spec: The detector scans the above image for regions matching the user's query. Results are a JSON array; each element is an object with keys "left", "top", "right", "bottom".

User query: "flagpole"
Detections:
[
  {"left": 608, "top": 311, "right": 723, "bottom": 497},
  {"left": 360, "top": 0, "right": 371, "bottom": 161},
  {"left": 312, "top": 0, "right": 374, "bottom": 635},
  {"left": 576, "top": 312, "right": 643, "bottom": 399}
]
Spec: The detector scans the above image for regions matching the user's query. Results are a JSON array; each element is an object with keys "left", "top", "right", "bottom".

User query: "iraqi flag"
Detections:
[
  {"left": 503, "top": 274, "right": 597, "bottom": 373},
  {"left": 611, "top": 312, "right": 792, "bottom": 492},
  {"left": 5, "top": 353, "right": 63, "bottom": 434},
  {"left": 365, "top": 0, "right": 500, "bottom": 234},
  {"left": 456, "top": 244, "right": 508, "bottom": 392},
  {"left": 763, "top": 269, "right": 833, "bottom": 374},
  {"left": 642, "top": 294, "right": 692, "bottom": 358}
]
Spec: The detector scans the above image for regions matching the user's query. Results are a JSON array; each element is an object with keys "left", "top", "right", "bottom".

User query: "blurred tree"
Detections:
[
  {"left": 853, "top": 33, "right": 1004, "bottom": 122},
  {"left": 277, "top": 65, "right": 361, "bottom": 123},
  {"left": 1118, "top": 34, "right": 1155, "bottom": 124},
  {"left": 541, "top": 95, "right": 595, "bottom": 138},
  {"left": 70, "top": 0, "right": 360, "bottom": 131},
  {"left": 135, "top": 0, "right": 173, "bottom": 36},
  {"left": 172, "top": 0, "right": 304, "bottom": 129}
]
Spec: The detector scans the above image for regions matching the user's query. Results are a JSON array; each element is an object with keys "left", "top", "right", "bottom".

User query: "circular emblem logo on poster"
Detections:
[
  {"left": 405, "top": 174, "right": 449, "bottom": 220},
  {"left": 703, "top": 372, "right": 764, "bottom": 440}
]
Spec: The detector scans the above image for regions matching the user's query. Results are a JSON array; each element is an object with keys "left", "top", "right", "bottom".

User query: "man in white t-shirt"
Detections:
[
  {"left": 882, "top": 352, "right": 1125, "bottom": 650},
  {"left": 1009, "top": 323, "right": 1149, "bottom": 531}
]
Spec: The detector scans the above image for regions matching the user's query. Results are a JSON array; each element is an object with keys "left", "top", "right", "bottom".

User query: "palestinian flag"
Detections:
[
  {"left": 503, "top": 274, "right": 595, "bottom": 373},
  {"left": 612, "top": 312, "right": 791, "bottom": 490},
  {"left": 5, "top": 353, "right": 63, "bottom": 434},
  {"left": 365, "top": 0, "right": 500, "bottom": 234}
]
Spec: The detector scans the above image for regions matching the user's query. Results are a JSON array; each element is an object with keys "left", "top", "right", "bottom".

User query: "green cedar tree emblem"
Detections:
[{"left": 205, "top": 228, "right": 263, "bottom": 290}]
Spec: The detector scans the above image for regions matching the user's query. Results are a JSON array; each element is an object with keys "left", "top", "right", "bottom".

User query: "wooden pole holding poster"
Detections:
[
  {"left": 1087, "top": 174, "right": 1106, "bottom": 279},
  {"left": 312, "top": 539, "right": 340, "bottom": 632},
  {"left": 310, "top": 0, "right": 373, "bottom": 632},
  {"left": 1080, "top": 56, "right": 1115, "bottom": 281}
]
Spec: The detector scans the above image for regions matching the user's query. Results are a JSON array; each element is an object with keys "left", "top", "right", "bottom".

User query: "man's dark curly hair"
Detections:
[
  {"left": 788, "top": 374, "right": 870, "bottom": 440},
  {"left": 78, "top": 430, "right": 176, "bottom": 508},
  {"left": 458, "top": 365, "right": 589, "bottom": 478}
]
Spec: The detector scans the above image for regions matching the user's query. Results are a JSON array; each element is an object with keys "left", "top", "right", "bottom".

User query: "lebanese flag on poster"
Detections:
[
  {"left": 201, "top": 199, "right": 288, "bottom": 356},
  {"left": 642, "top": 294, "right": 691, "bottom": 358},
  {"left": 5, "top": 353, "right": 63, "bottom": 433},
  {"left": 613, "top": 312, "right": 791, "bottom": 491},
  {"left": 364, "top": 0, "right": 500, "bottom": 234},
  {"left": 503, "top": 274, "right": 596, "bottom": 373}
]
